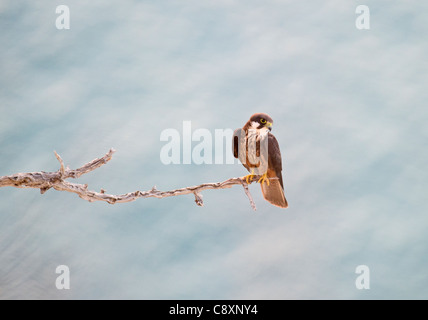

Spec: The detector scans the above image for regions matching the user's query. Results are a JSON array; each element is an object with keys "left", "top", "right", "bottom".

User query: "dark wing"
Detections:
[
  {"left": 268, "top": 133, "right": 283, "bottom": 188},
  {"left": 260, "top": 133, "right": 288, "bottom": 208}
]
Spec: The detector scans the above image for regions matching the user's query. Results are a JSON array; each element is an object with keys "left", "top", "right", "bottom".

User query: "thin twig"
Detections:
[
  {"left": 241, "top": 180, "right": 257, "bottom": 211},
  {"left": 54, "top": 151, "right": 65, "bottom": 177}
]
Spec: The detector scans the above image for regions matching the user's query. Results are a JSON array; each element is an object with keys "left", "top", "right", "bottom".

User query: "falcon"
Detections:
[{"left": 233, "top": 113, "right": 288, "bottom": 208}]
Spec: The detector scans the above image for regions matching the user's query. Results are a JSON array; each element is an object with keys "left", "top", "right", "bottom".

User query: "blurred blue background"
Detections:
[{"left": 0, "top": 0, "right": 427, "bottom": 299}]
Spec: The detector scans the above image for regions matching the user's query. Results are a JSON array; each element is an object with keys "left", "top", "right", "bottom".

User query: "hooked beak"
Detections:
[{"left": 266, "top": 122, "right": 273, "bottom": 131}]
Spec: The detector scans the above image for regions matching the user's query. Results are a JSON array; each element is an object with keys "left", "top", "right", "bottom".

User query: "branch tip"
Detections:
[
  {"left": 54, "top": 151, "right": 65, "bottom": 176},
  {"left": 240, "top": 180, "right": 257, "bottom": 211},
  {"left": 194, "top": 192, "right": 204, "bottom": 207}
]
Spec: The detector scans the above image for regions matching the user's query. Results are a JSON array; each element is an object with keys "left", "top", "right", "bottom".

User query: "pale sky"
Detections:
[{"left": 0, "top": 0, "right": 427, "bottom": 299}]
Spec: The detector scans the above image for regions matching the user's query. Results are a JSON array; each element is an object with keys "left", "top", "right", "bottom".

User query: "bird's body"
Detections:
[{"left": 233, "top": 113, "right": 288, "bottom": 208}]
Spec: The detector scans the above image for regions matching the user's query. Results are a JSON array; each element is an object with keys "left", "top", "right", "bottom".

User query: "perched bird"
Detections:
[{"left": 233, "top": 113, "right": 288, "bottom": 208}]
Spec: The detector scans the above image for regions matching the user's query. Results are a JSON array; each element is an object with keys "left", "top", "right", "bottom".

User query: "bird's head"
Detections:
[{"left": 248, "top": 113, "right": 273, "bottom": 131}]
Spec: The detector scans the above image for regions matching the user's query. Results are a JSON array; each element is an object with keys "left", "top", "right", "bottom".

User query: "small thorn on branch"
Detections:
[
  {"left": 40, "top": 187, "right": 51, "bottom": 194},
  {"left": 107, "top": 198, "right": 116, "bottom": 205}
]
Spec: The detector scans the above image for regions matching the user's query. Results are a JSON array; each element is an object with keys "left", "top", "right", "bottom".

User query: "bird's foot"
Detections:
[
  {"left": 257, "top": 172, "right": 270, "bottom": 186},
  {"left": 245, "top": 170, "right": 256, "bottom": 184}
]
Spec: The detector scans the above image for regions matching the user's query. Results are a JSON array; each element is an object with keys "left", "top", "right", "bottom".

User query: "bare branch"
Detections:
[
  {"left": 54, "top": 151, "right": 65, "bottom": 177},
  {"left": 193, "top": 192, "right": 204, "bottom": 207},
  {"left": 0, "top": 149, "right": 263, "bottom": 210},
  {"left": 63, "top": 148, "right": 116, "bottom": 179},
  {"left": 241, "top": 180, "right": 257, "bottom": 211}
]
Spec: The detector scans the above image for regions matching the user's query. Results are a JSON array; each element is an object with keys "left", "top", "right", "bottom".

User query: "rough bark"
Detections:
[{"left": 0, "top": 149, "right": 264, "bottom": 210}]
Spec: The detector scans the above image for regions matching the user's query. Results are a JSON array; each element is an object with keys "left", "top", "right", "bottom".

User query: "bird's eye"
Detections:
[{"left": 260, "top": 119, "right": 267, "bottom": 124}]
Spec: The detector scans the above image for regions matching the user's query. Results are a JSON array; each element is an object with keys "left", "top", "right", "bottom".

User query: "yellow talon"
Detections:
[
  {"left": 245, "top": 169, "right": 256, "bottom": 184},
  {"left": 258, "top": 172, "right": 270, "bottom": 186}
]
